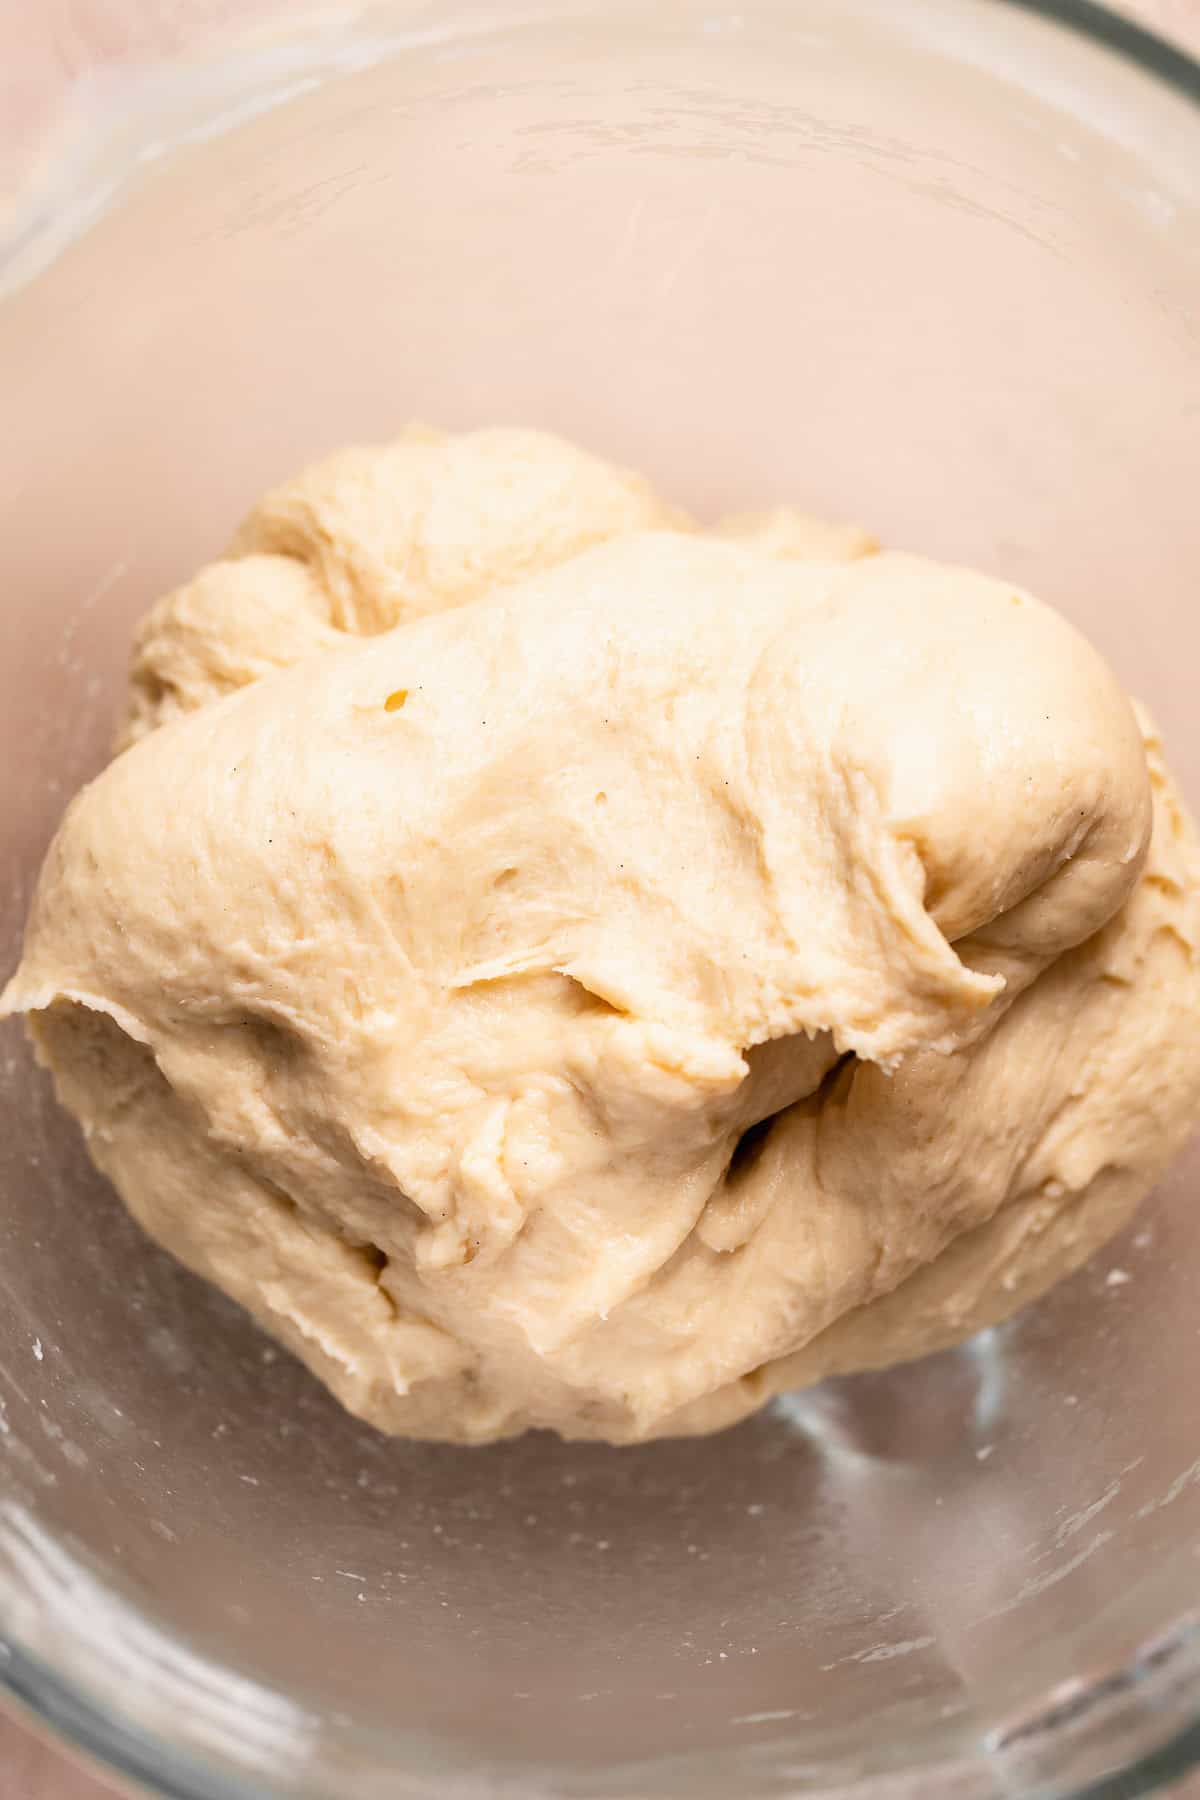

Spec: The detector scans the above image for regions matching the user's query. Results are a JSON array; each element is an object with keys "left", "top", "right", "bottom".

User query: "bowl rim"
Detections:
[{"left": 1, "top": 1, "right": 1199, "bottom": 1795}]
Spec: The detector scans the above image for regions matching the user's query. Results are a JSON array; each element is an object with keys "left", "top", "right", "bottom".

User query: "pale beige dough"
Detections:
[{"left": 5, "top": 426, "right": 1200, "bottom": 1444}]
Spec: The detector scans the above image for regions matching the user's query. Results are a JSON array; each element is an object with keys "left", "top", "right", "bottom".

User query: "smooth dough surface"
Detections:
[{"left": 6, "top": 426, "right": 1200, "bottom": 1444}]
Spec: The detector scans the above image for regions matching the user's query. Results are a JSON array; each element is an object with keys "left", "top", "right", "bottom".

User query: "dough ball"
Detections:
[{"left": 7, "top": 431, "right": 1200, "bottom": 1444}]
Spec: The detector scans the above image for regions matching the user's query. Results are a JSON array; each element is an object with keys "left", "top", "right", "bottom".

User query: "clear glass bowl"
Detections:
[{"left": 2, "top": 3, "right": 1200, "bottom": 1796}]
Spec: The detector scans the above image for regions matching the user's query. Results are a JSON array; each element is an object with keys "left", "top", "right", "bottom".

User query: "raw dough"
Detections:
[{"left": 6, "top": 427, "right": 1200, "bottom": 1444}]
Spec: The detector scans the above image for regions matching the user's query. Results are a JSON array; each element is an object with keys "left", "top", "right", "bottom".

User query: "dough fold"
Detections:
[{"left": 6, "top": 426, "right": 1199, "bottom": 1443}]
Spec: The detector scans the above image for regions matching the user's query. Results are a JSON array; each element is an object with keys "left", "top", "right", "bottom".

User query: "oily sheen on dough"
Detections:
[{"left": 6, "top": 426, "right": 1200, "bottom": 1445}]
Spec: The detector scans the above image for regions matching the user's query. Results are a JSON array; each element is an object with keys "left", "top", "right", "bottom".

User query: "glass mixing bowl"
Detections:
[{"left": 2, "top": 2, "right": 1200, "bottom": 1796}]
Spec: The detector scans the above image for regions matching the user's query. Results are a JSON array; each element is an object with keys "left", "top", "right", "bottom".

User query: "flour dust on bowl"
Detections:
[{"left": 2, "top": 1, "right": 1200, "bottom": 1797}]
